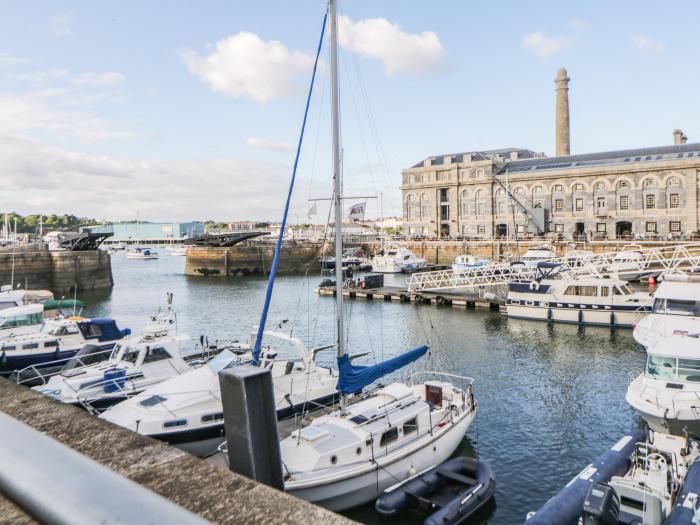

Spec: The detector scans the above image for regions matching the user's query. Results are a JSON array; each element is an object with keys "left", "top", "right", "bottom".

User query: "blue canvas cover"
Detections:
[
  {"left": 336, "top": 345, "right": 429, "bottom": 394},
  {"left": 78, "top": 318, "right": 127, "bottom": 342}
]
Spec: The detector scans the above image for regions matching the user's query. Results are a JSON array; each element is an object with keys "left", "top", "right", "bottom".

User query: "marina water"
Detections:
[{"left": 82, "top": 253, "right": 647, "bottom": 524}]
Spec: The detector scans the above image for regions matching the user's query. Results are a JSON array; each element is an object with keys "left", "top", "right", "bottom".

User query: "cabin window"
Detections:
[
  {"left": 425, "top": 384, "right": 443, "bottom": 407},
  {"left": 142, "top": 346, "right": 172, "bottom": 363},
  {"left": 22, "top": 343, "right": 39, "bottom": 350},
  {"left": 44, "top": 340, "right": 59, "bottom": 348},
  {"left": 81, "top": 323, "right": 104, "bottom": 338},
  {"left": 1, "top": 313, "right": 43, "bottom": 328},
  {"left": 599, "top": 287, "right": 610, "bottom": 297},
  {"left": 563, "top": 286, "right": 597, "bottom": 297},
  {"left": 201, "top": 412, "right": 224, "bottom": 424},
  {"left": 2, "top": 345, "right": 16, "bottom": 350},
  {"left": 121, "top": 349, "right": 140, "bottom": 364},
  {"left": 403, "top": 417, "right": 418, "bottom": 435},
  {"left": 653, "top": 298, "right": 700, "bottom": 316},
  {"left": 678, "top": 359, "right": 700, "bottom": 382},
  {"left": 163, "top": 419, "right": 187, "bottom": 429},
  {"left": 646, "top": 355, "right": 676, "bottom": 380},
  {"left": 380, "top": 427, "right": 399, "bottom": 447}
]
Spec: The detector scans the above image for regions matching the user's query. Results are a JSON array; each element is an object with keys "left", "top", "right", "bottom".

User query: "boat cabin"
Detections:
[
  {"left": 644, "top": 339, "right": 700, "bottom": 384},
  {"left": 0, "top": 304, "right": 44, "bottom": 332},
  {"left": 651, "top": 281, "right": 700, "bottom": 317}
]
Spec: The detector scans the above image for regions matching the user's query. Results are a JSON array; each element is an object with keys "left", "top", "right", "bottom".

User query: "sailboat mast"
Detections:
[{"left": 329, "top": 0, "right": 345, "bottom": 358}]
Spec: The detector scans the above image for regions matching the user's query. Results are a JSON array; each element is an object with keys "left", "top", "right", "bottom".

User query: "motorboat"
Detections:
[
  {"left": 451, "top": 255, "right": 490, "bottom": 274},
  {"left": 609, "top": 244, "right": 657, "bottom": 281},
  {"left": 167, "top": 245, "right": 188, "bottom": 256},
  {"left": 375, "top": 456, "right": 495, "bottom": 525},
  {"left": 518, "top": 245, "right": 557, "bottom": 268},
  {"left": 99, "top": 331, "right": 338, "bottom": 457},
  {"left": 526, "top": 429, "right": 700, "bottom": 525},
  {"left": 634, "top": 272, "right": 700, "bottom": 349},
  {"left": 319, "top": 248, "right": 369, "bottom": 270},
  {"left": 282, "top": 373, "right": 478, "bottom": 511},
  {"left": 0, "top": 303, "right": 46, "bottom": 340},
  {"left": 126, "top": 247, "right": 158, "bottom": 259},
  {"left": 506, "top": 262, "right": 652, "bottom": 327},
  {"left": 1, "top": 316, "right": 130, "bottom": 375},
  {"left": 371, "top": 246, "right": 426, "bottom": 273},
  {"left": 626, "top": 337, "right": 700, "bottom": 437}
]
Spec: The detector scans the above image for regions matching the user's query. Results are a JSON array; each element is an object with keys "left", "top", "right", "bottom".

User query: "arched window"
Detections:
[
  {"left": 419, "top": 193, "right": 429, "bottom": 218},
  {"left": 405, "top": 194, "right": 416, "bottom": 219},
  {"left": 460, "top": 190, "right": 468, "bottom": 217}
]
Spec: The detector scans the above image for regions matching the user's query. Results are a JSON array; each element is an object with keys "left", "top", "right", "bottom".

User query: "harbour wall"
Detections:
[
  {"left": 185, "top": 244, "right": 322, "bottom": 276},
  {"left": 0, "top": 378, "right": 352, "bottom": 524},
  {"left": 0, "top": 249, "right": 113, "bottom": 293}
]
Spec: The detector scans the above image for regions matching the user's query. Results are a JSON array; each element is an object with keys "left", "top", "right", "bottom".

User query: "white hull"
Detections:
[
  {"left": 507, "top": 303, "right": 638, "bottom": 327},
  {"left": 285, "top": 409, "right": 474, "bottom": 511}
]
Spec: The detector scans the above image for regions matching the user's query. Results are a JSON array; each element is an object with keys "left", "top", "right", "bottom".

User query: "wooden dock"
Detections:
[{"left": 315, "top": 285, "right": 505, "bottom": 310}]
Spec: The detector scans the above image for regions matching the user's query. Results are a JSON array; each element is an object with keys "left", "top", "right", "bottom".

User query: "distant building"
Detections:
[
  {"left": 401, "top": 68, "right": 700, "bottom": 241},
  {"left": 84, "top": 222, "right": 205, "bottom": 244}
]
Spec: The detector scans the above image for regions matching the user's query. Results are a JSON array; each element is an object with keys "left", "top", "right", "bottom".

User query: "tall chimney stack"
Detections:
[
  {"left": 673, "top": 129, "right": 688, "bottom": 145},
  {"left": 555, "top": 67, "right": 570, "bottom": 156}
]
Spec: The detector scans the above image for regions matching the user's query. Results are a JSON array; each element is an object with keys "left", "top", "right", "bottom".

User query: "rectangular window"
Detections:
[
  {"left": 440, "top": 205, "right": 449, "bottom": 221},
  {"left": 596, "top": 197, "right": 606, "bottom": 209},
  {"left": 670, "top": 193, "right": 679, "bottom": 209},
  {"left": 477, "top": 203, "right": 485, "bottom": 215},
  {"left": 575, "top": 198, "right": 583, "bottom": 212},
  {"left": 619, "top": 195, "right": 629, "bottom": 210},
  {"left": 554, "top": 199, "right": 563, "bottom": 212},
  {"left": 439, "top": 188, "right": 449, "bottom": 202},
  {"left": 402, "top": 417, "right": 418, "bottom": 435},
  {"left": 573, "top": 183, "right": 583, "bottom": 191},
  {"left": 670, "top": 221, "right": 681, "bottom": 233},
  {"left": 646, "top": 194, "right": 656, "bottom": 209},
  {"left": 596, "top": 223, "right": 607, "bottom": 233},
  {"left": 497, "top": 202, "right": 505, "bottom": 215},
  {"left": 477, "top": 225, "right": 485, "bottom": 235},
  {"left": 646, "top": 221, "right": 657, "bottom": 233},
  {"left": 554, "top": 223, "right": 564, "bottom": 233},
  {"left": 380, "top": 427, "right": 399, "bottom": 447},
  {"left": 554, "top": 184, "right": 563, "bottom": 192},
  {"left": 516, "top": 224, "right": 525, "bottom": 234}
]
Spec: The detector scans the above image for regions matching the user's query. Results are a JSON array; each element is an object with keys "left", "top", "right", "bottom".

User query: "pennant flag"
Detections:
[{"left": 347, "top": 201, "right": 366, "bottom": 221}]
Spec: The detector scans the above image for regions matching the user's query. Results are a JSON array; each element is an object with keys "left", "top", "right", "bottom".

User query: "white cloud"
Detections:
[
  {"left": 72, "top": 72, "right": 124, "bottom": 86},
  {"left": 521, "top": 32, "right": 573, "bottom": 59},
  {"left": 0, "top": 52, "right": 26, "bottom": 66},
  {"left": 0, "top": 135, "right": 296, "bottom": 221},
  {"left": 50, "top": 13, "right": 74, "bottom": 37},
  {"left": 13, "top": 68, "right": 70, "bottom": 83},
  {"left": 564, "top": 20, "right": 590, "bottom": 31},
  {"left": 246, "top": 137, "right": 294, "bottom": 152},
  {"left": 633, "top": 36, "right": 665, "bottom": 55},
  {"left": 179, "top": 33, "right": 315, "bottom": 104},
  {"left": 338, "top": 16, "right": 445, "bottom": 76},
  {"left": 13, "top": 69, "right": 124, "bottom": 87}
]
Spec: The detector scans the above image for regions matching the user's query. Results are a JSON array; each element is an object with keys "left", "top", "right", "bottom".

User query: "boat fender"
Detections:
[
  {"left": 436, "top": 296, "right": 446, "bottom": 306},
  {"left": 610, "top": 312, "right": 615, "bottom": 326},
  {"left": 415, "top": 294, "right": 423, "bottom": 304},
  {"left": 526, "top": 430, "right": 645, "bottom": 525},
  {"left": 407, "top": 464, "right": 416, "bottom": 477},
  {"left": 547, "top": 308, "right": 552, "bottom": 321},
  {"left": 578, "top": 310, "right": 584, "bottom": 323},
  {"left": 399, "top": 293, "right": 408, "bottom": 302},
  {"left": 529, "top": 281, "right": 540, "bottom": 291},
  {"left": 664, "top": 453, "right": 700, "bottom": 525}
]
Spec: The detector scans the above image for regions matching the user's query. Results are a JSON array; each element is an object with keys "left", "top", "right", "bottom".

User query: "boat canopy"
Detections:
[
  {"left": 43, "top": 299, "right": 85, "bottom": 311},
  {"left": 336, "top": 345, "right": 428, "bottom": 394},
  {"left": 77, "top": 318, "right": 128, "bottom": 342}
]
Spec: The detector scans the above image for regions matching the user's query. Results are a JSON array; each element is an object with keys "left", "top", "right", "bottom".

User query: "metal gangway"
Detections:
[{"left": 407, "top": 243, "right": 700, "bottom": 292}]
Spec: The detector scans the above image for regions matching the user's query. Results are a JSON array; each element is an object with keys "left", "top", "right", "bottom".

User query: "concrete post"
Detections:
[
  {"left": 555, "top": 67, "right": 570, "bottom": 156},
  {"left": 218, "top": 365, "right": 283, "bottom": 490}
]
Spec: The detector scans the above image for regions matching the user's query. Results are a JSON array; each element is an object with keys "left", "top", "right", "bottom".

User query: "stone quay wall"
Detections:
[
  {"left": 185, "top": 244, "right": 322, "bottom": 276},
  {"left": 0, "top": 249, "right": 113, "bottom": 294}
]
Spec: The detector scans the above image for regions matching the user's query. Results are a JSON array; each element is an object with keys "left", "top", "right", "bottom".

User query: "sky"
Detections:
[{"left": 1, "top": 1, "right": 699, "bottom": 223}]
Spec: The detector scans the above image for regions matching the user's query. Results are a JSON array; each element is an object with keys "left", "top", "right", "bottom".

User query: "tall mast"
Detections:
[{"left": 329, "top": 0, "right": 345, "bottom": 358}]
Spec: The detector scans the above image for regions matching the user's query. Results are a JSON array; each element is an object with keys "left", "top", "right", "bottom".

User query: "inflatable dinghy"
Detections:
[{"left": 375, "top": 457, "right": 495, "bottom": 525}]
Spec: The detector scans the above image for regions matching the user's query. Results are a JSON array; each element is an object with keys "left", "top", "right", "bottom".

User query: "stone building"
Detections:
[{"left": 401, "top": 69, "right": 700, "bottom": 241}]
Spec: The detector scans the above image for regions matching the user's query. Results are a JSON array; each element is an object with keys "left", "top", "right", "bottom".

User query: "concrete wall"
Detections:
[
  {"left": 0, "top": 250, "right": 113, "bottom": 294},
  {"left": 185, "top": 244, "right": 322, "bottom": 276},
  {"left": 0, "top": 378, "right": 352, "bottom": 525}
]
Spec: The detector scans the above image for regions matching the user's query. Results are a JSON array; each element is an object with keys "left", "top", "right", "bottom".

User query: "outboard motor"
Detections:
[{"left": 582, "top": 483, "right": 619, "bottom": 525}]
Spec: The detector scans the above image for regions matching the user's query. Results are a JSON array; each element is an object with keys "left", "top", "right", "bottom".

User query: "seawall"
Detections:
[
  {"left": 0, "top": 249, "right": 113, "bottom": 294},
  {"left": 185, "top": 244, "right": 322, "bottom": 276}
]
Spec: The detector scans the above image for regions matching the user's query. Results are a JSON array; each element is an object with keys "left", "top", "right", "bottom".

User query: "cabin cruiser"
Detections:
[
  {"left": 627, "top": 337, "right": 700, "bottom": 437},
  {"left": 609, "top": 244, "right": 656, "bottom": 281},
  {"left": 282, "top": 373, "right": 477, "bottom": 511},
  {"left": 451, "top": 255, "right": 490, "bottom": 273},
  {"left": 320, "top": 248, "right": 369, "bottom": 270},
  {"left": 506, "top": 262, "right": 652, "bottom": 327},
  {"left": 100, "top": 332, "right": 339, "bottom": 457},
  {"left": 527, "top": 429, "right": 700, "bottom": 525},
  {"left": 126, "top": 247, "right": 158, "bottom": 259},
  {"left": 518, "top": 245, "right": 557, "bottom": 268},
  {"left": 1, "top": 316, "right": 130, "bottom": 375},
  {"left": 371, "top": 246, "right": 426, "bottom": 273},
  {"left": 634, "top": 273, "right": 700, "bottom": 348}
]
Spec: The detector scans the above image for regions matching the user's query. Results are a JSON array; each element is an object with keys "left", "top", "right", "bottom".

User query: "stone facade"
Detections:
[{"left": 401, "top": 142, "right": 700, "bottom": 241}]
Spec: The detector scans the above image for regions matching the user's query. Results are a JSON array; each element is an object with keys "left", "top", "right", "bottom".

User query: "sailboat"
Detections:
[
  {"left": 278, "top": 1, "right": 478, "bottom": 511},
  {"left": 125, "top": 216, "right": 158, "bottom": 259}
]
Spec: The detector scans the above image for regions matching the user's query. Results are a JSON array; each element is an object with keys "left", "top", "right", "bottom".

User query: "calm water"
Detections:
[{"left": 83, "top": 252, "right": 647, "bottom": 525}]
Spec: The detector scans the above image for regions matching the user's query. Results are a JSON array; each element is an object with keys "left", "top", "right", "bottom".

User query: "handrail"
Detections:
[
  {"left": 408, "top": 370, "right": 474, "bottom": 386},
  {"left": 0, "top": 412, "right": 209, "bottom": 525}
]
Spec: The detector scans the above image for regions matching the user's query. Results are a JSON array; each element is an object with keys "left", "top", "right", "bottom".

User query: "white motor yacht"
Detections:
[
  {"left": 519, "top": 245, "right": 557, "bottom": 268},
  {"left": 633, "top": 273, "right": 700, "bottom": 348},
  {"left": 99, "top": 332, "right": 338, "bottom": 457},
  {"left": 506, "top": 262, "right": 651, "bottom": 327},
  {"left": 609, "top": 244, "right": 656, "bottom": 281},
  {"left": 126, "top": 247, "right": 158, "bottom": 259},
  {"left": 451, "top": 255, "right": 490, "bottom": 273},
  {"left": 627, "top": 337, "right": 700, "bottom": 437},
  {"left": 371, "top": 246, "right": 426, "bottom": 273}
]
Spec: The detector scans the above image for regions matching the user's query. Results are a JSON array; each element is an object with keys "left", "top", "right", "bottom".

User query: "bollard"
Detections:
[{"left": 218, "top": 365, "right": 283, "bottom": 490}]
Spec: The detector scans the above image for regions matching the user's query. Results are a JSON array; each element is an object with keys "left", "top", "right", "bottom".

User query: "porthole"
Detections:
[
  {"left": 331, "top": 455, "right": 338, "bottom": 464},
  {"left": 356, "top": 447, "right": 362, "bottom": 455}
]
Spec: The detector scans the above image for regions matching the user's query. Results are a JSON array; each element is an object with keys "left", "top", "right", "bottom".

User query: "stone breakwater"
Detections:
[{"left": 185, "top": 244, "right": 322, "bottom": 276}]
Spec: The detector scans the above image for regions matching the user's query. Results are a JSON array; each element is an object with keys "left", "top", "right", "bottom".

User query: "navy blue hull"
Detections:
[{"left": 0, "top": 349, "right": 80, "bottom": 375}]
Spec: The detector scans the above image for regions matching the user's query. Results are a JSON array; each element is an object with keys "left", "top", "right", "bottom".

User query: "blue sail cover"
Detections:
[{"left": 336, "top": 345, "right": 429, "bottom": 394}]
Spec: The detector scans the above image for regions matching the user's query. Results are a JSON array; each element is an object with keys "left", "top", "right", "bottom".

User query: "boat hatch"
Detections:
[
  {"left": 349, "top": 415, "right": 369, "bottom": 424},
  {"left": 426, "top": 384, "right": 443, "bottom": 407},
  {"left": 139, "top": 394, "right": 168, "bottom": 407},
  {"left": 295, "top": 426, "right": 331, "bottom": 444}
]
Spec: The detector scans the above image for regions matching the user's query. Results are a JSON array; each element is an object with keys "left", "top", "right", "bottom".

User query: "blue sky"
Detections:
[{"left": 0, "top": 1, "right": 698, "bottom": 221}]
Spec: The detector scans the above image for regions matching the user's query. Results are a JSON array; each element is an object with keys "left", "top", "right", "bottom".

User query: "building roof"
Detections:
[
  {"left": 498, "top": 142, "right": 700, "bottom": 174},
  {"left": 410, "top": 148, "right": 538, "bottom": 168}
]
